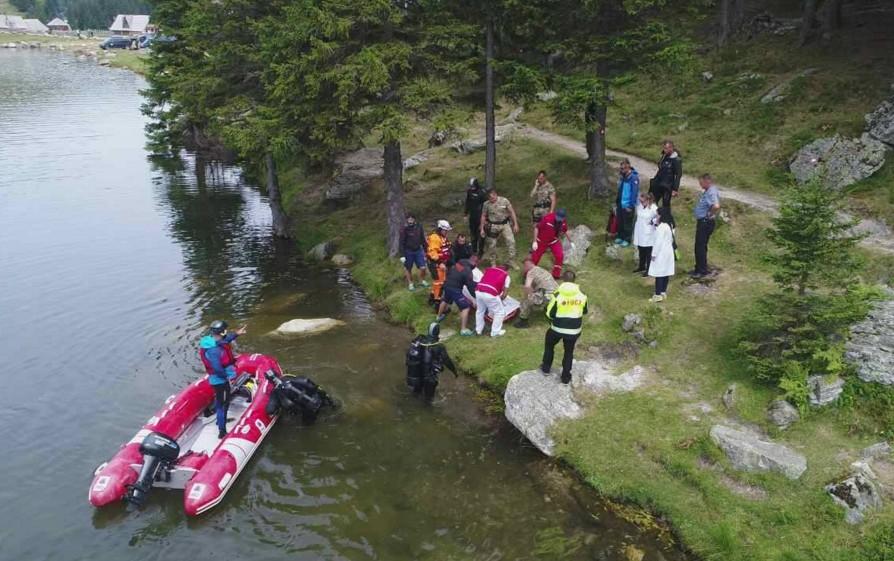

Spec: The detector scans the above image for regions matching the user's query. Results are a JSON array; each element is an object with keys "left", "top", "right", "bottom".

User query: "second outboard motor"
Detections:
[{"left": 126, "top": 432, "right": 180, "bottom": 506}]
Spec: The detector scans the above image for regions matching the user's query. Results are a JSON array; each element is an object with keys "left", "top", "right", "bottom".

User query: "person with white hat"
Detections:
[{"left": 427, "top": 219, "right": 453, "bottom": 307}]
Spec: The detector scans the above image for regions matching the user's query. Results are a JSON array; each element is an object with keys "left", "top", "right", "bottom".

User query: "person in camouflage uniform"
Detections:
[
  {"left": 516, "top": 258, "right": 558, "bottom": 328},
  {"left": 480, "top": 188, "right": 520, "bottom": 266},
  {"left": 529, "top": 170, "right": 556, "bottom": 227}
]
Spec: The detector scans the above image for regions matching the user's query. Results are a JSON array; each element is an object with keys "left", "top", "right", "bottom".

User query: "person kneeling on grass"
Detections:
[
  {"left": 475, "top": 263, "right": 511, "bottom": 337},
  {"left": 541, "top": 272, "right": 588, "bottom": 384},
  {"left": 648, "top": 207, "right": 676, "bottom": 303},
  {"left": 437, "top": 255, "right": 478, "bottom": 336},
  {"left": 516, "top": 258, "right": 558, "bottom": 329}
]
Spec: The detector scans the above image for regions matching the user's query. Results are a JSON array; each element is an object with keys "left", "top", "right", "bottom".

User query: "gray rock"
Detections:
[
  {"left": 504, "top": 370, "right": 584, "bottom": 456},
  {"left": 862, "top": 442, "right": 892, "bottom": 460},
  {"left": 577, "top": 363, "right": 648, "bottom": 395},
  {"left": 451, "top": 123, "right": 519, "bottom": 155},
  {"left": 760, "top": 68, "right": 818, "bottom": 104},
  {"left": 702, "top": 71, "right": 714, "bottom": 82},
  {"left": 536, "top": 90, "right": 558, "bottom": 101},
  {"left": 710, "top": 425, "right": 807, "bottom": 479},
  {"left": 563, "top": 225, "right": 594, "bottom": 267},
  {"left": 866, "top": 97, "right": 894, "bottom": 146},
  {"left": 622, "top": 313, "right": 642, "bottom": 333},
  {"left": 272, "top": 318, "right": 345, "bottom": 336},
  {"left": 846, "top": 298, "right": 894, "bottom": 385},
  {"left": 438, "top": 192, "right": 465, "bottom": 210},
  {"left": 330, "top": 254, "right": 353, "bottom": 267},
  {"left": 503, "top": 107, "right": 524, "bottom": 124},
  {"left": 402, "top": 152, "right": 429, "bottom": 170},
  {"left": 604, "top": 243, "right": 622, "bottom": 261},
  {"left": 826, "top": 461, "right": 883, "bottom": 524},
  {"left": 789, "top": 134, "right": 887, "bottom": 191},
  {"left": 307, "top": 240, "right": 335, "bottom": 261},
  {"left": 767, "top": 400, "right": 800, "bottom": 430},
  {"left": 807, "top": 375, "right": 844, "bottom": 406},
  {"left": 722, "top": 384, "right": 737, "bottom": 410},
  {"left": 324, "top": 148, "right": 384, "bottom": 201}
]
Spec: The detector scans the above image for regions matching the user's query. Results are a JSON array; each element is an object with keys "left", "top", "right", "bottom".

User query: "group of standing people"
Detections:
[{"left": 615, "top": 141, "right": 721, "bottom": 301}]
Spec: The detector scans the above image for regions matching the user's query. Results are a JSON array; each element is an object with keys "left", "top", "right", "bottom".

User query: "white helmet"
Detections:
[{"left": 437, "top": 219, "right": 452, "bottom": 231}]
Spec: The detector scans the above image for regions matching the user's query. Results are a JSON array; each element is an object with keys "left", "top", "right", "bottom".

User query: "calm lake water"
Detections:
[{"left": 0, "top": 50, "right": 685, "bottom": 561}]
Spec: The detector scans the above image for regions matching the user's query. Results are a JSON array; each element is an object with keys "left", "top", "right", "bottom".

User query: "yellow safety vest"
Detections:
[{"left": 546, "top": 282, "right": 588, "bottom": 335}]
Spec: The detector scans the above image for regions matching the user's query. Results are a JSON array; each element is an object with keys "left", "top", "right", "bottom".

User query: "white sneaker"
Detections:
[
  {"left": 649, "top": 294, "right": 665, "bottom": 303},
  {"left": 491, "top": 329, "right": 506, "bottom": 337},
  {"left": 408, "top": 283, "right": 415, "bottom": 291}
]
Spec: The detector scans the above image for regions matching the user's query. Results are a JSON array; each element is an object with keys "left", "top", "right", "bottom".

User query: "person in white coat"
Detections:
[
  {"left": 648, "top": 207, "right": 675, "bottom": 303},
  {"left": 632, "top": 192, "right": 658, "bottom": 277}
]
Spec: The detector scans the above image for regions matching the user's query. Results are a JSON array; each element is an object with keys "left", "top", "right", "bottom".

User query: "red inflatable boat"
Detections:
[{"left": 89, "top": 353, "right": 284, "bottom": 516}]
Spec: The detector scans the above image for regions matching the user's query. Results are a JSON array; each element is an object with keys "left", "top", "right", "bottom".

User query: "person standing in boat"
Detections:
[{"left": 199, "top": 320, "right": 247, "bottom": 439}]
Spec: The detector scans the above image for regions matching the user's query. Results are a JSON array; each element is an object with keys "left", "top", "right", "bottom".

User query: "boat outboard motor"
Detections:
[
  {"left": 265, "top": 372, "right": 334, "bottom": 424},
  {"left": 126, "top": 432, "right": 180, "bottom": 506}
]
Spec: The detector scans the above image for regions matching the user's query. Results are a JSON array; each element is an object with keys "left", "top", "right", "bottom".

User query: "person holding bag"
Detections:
[{"left": 648, "top": 207, "right": 675, "bottom": 303}]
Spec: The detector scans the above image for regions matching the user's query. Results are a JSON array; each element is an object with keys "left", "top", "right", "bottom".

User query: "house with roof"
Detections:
[
  {"left": 23, "top": 19, "right": 48, "bottom": 34},
  {"left": 109, "top": 14, "right": 150, "bottom": 36},
  {"left": 46, "top": 17, "right": 71, "bottom": 33},
  {"left": 0, "top": 15, "right": 29, "bottom": 32}
]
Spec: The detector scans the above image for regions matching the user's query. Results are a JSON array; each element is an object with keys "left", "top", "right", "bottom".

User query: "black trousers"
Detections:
[
  {"left": 651, "top": 186, "right": 676, "bottom": 226},
  {"left": 694, "top": 218, "right": 716, "bottom": 274},
  {"left": 617, "top": 206, "right": 635, "bottom": 242},
  {"left": 636, "top": 246, "right": 653, "bottom": 271},
  {"left": 542, "top": 328, "right": 579, "bottom": 382},
  {"left": 213, "top": 383, "right": 231, "bottom": 432},
  {"left": 655, "top": 276, "right": 669, "bottom": 295},
  {"left": 469, "top": 214, "right": 484, "bottom": 256}
]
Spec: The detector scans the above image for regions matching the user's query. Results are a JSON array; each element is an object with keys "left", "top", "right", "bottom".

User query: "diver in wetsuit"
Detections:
[{"left": 405, "top": 322, "right": 457, "bottom": 401}]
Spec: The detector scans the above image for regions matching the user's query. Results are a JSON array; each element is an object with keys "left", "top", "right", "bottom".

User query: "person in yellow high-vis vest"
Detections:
[{"left": 541, "top": 271, "right": 588, "bottom": 384}]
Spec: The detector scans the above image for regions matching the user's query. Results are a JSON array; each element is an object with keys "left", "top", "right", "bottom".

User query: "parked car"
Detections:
[
  {"left": 137, "top": 33, "right": 154, "bottom": 49},
  {"left": 100, "top": 36, "right": 133, "bottom": 50}
]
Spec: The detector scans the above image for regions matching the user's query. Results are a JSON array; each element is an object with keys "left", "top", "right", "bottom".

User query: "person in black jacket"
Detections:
[
  {"left": 649, "top": 140, "right": 683, "bottom": 220},
  {"left": 464, "top": 177, "right": 487, "bottom": 256},
  {"left": 399, "top": 214, "right": 429, "bottom": 291}
]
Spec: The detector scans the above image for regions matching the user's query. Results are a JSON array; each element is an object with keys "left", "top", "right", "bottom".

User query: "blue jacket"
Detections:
[
  {"left": 200, "top": 333, "right": 238, "bottom": 385},
  {"left": 617, "top": 169, "right": 639, "bottom": 209}
]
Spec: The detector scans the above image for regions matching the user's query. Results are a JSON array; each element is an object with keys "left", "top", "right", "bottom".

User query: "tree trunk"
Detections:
[
  {"left": 821, "top": 0, "right": 843, "bottom": 34},
  {"left": 484, "top": 17, "right": 496, "bottom": 191},
  {"left": 265, "top": 152, "right": 292, "bottom": 239},
  {"left": 586, "top": 104, "right": 610, "bottom": 200},
  {"left": 718, "top": 0, "right": 731, "bottom": 46},
  {"left": 732, "top": 0, "right": 746, "bottom": 29},
  {"left": 799, "top": 0, "right": 819, "bottom": 46},
  {"left": 383, "top": 140, "right": 406, "bottom": 257}
]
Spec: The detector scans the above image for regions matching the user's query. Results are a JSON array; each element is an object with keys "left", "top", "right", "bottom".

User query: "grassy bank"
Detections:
[
  {"left": 0, "top": 32, "right": 148, "bottom": 74},
  {"left": 284, "top": 132, "right": 894, "bottom": 560},
  {"left": 523, "top": 26, "right": 894, "bottom": 224}
]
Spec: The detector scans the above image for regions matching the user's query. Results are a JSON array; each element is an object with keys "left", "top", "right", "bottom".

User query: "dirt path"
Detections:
[{"left": 518, "top": 125, "right": 894, "bottom": 253}]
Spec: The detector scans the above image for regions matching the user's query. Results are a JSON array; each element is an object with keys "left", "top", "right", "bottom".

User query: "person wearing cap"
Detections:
[
  {"left": 480, "top": 189, "right": 520, "bottom": 267},
  {"left": 530, "top": 208, "right": 571, "bottom": 279},
  {"left": 465, "top": 177, "right": 488, "bottom": 256},
  {"left": 427, "top": 220, "right": 453, "bottom": 307},
  {"left": 199, "top": 321, "right": 247, "bottom": 439},
  {"left": 399, "top": 214, "right": 429, "bottom": 291},
  {"left": 530, "top": 170, "right": 557, "bottom": 226}
]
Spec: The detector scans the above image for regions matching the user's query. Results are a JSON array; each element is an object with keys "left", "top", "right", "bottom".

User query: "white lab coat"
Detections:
[
  {"left": 632, "top": 203, "right": 658, "bottom": 247},
  {"left": 648, "top": 223, "right": 675, "bottom": 278}
]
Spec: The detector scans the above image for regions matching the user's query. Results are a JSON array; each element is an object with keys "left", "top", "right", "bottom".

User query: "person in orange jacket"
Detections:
[{"left": 427, "top": 220, "right": 452, "bottom": 307}]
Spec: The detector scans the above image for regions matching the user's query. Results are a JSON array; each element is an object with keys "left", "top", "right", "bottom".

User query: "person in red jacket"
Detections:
[{"left": 530, "top": 208, "right": 571, "bottom": 279}]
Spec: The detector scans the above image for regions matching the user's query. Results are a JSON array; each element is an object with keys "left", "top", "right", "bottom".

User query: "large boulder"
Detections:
[
  {"left": 767, "top": 400, "right": 800, "bottom": 430},
  {"left": 866, "top": 97, "right": 894, "bottom": 147},
  {"left": 760, "top": 68, "right": 818, "bottom": 104},
  {"left": 846, "top": 298, "right": 894, "bottom": 385},
  {"left": 272, "top": 318, "right": 345, "bottom": 336},
  {"left": 563, "top": 225, "right": 595, "bottom": 267},
  {"left": 324, "top": 148, "right": 384, "bottom": 201},
  {"left": 504, "top": 370, "right": 584, "bottom": 456},
  {"left": 710, "top": 425, "right": 807, "bottom": 479},
  {"left": 789, "top": 134, "right": 887, "bottom": 191},
  {"left": 307, "top": 240, "right": 335, "bottom": 261},
  {"left": 330, "top": 254, "right": 353, "bottom": 267},
  {"left": 807, "top": 375, "right": 844, "bottom": 407},
  {"left": 451, "top": 123, "right": 519, "bottom": 155},
  {"left": 826, "top": 461, "right": 883, "bottom": 524}
]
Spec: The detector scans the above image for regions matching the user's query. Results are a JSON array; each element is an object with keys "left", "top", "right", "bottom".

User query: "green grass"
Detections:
[
  {"left": 522, "top": 29, "right": 894, "bottom": 221},
  {"left": 107, "top": 50, "right": 147, "bottom": 74},
  {"left": 283, "top": 133, "right": 894, "bottom": 561}
]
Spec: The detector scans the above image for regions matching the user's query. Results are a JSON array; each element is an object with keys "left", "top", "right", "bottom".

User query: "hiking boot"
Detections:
[
  {"left": 218, "top": 429, "right": 227, "bottom": 439},
  {"left": 560, "top": 374, "right": 571, "bottom": 384},
  {"left": 515, "top": 318, "right": 530, "bottom": 329},
  {"left": 540, "top": 364, "right": 551, "bottom": 375}
]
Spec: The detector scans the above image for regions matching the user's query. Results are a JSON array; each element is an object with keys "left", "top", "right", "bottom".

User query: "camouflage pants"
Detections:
[
  {"left": 519, "top": 289, "right": 549, "bottom": 319},
  {"left": 484, "top": 223, "right": 516, "bottom": 265}
]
